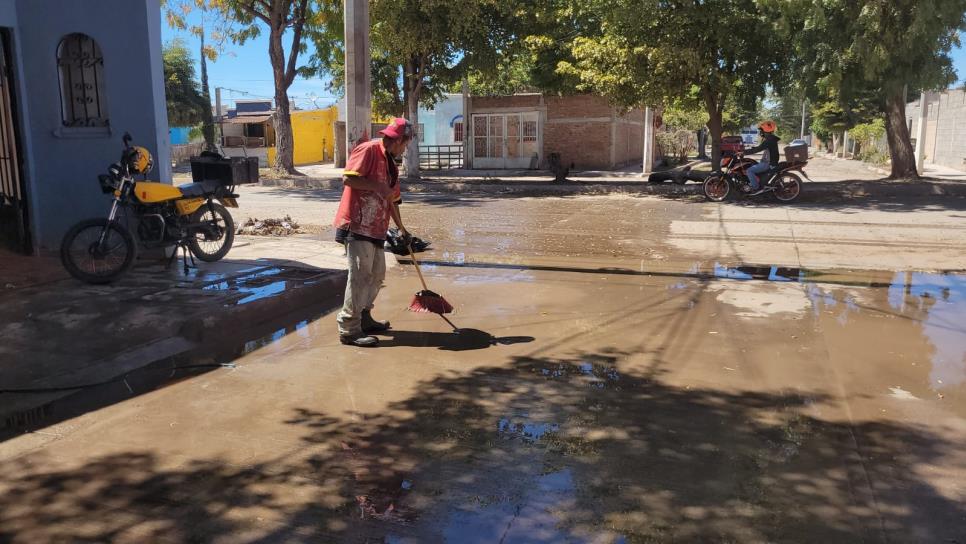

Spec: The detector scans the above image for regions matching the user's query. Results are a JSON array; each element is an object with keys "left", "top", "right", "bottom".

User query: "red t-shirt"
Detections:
[{"left": 333, "top": 139, "right": 402, "bottom": 240}]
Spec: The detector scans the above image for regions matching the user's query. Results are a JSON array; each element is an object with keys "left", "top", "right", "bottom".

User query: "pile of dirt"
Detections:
[{"left": 237, "top": 216, "right": 304, "bottom": 236}]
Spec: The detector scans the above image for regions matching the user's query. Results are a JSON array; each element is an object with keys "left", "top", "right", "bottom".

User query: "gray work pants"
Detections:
[{"left": 337, "top": 239, "right": 387, "bottom": 336}]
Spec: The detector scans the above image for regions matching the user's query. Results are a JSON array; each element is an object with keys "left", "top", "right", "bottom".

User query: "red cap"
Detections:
[{"left": 378, "top": 118, "right": 414, "bottom": 140}]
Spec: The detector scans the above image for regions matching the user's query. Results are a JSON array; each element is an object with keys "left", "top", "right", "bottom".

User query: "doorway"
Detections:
[
  {"left": 0, "top": 29, "right": 28, "bottom": 254},
  {"left": 472, "top": 112, "right": 540, "bottom": 169}
]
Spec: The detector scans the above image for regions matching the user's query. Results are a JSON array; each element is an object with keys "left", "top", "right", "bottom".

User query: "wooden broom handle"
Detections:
[{"left": 408, "top": 243, "right": 430, "bottom": 291}]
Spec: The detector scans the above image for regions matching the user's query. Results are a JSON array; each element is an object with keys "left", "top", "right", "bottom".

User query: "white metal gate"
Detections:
[{"left": 472, "top": 112, "right": 539, "bottom": 169}]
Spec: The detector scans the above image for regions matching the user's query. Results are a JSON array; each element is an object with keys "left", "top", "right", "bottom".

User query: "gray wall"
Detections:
[
  {"left": 907, "top": 89, "right": 966, "bottom": 172},
  {"left": 8, "top": 0, "right": 169, "bottom": 250}
]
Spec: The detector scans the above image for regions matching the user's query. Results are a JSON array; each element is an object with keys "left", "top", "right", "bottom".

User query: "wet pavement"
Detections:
[{"left": 2, "top": 194, "right": 966, "bottom": 542}]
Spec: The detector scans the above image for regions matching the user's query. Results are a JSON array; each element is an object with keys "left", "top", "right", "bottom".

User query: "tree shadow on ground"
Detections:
[{"left": 1, "top": 351, "right": 964, "bottom": 543}]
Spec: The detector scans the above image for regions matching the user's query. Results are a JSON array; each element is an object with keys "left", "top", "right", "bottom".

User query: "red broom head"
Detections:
[{"left": 408, "top": 290, "right": 454, "bottom": 314}]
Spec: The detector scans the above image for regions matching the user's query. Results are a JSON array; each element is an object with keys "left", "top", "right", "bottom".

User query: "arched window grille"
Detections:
[{"left": 56, "top": 33, "right": 109, "bottom": 127}]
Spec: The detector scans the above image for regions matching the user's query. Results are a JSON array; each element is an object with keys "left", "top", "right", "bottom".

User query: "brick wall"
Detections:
[
  {"left": 545, "top": 94, "right": 614, "bottom": 120},
  {"left": 472, "top": 94, "right": 543, "bottom": 110},
  {"left": 544, "top": 121, "right": 613, "bottom": 169},
  {"left": 469, "top": 93, "right": 645, "bottom": 169}
]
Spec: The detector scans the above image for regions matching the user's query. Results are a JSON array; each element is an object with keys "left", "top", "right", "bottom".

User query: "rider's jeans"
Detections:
[{"left": 746, "top": 161, "right": 771, "bottom": 190}]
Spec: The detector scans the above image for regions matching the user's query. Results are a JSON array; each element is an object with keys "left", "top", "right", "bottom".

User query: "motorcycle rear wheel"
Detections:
[
  {"left": 60, "top": 218, "right": 138, "bottom": 284},
  {"left": 774, "top": 173, "right": 803, "bottom": 203},
  {"left": 704, "top": 175, "right": 731, "bottom": 202},
  {"left": 188, "top": 202, "right": 235, "bottom": 262}
]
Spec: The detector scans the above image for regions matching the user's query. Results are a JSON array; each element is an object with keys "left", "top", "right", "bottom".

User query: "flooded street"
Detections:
[{"left": 3, "top": 194, "right": 966, "bottom": 542}]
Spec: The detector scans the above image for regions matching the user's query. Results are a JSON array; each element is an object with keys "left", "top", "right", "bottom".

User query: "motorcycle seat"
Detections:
[{"left": 178, "top": 180, "right": 221, "bottom": 198}]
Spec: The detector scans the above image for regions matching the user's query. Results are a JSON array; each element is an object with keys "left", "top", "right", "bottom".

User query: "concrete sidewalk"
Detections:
[{"left": 0, "top": 235, "right": 354, "bottom": 437}]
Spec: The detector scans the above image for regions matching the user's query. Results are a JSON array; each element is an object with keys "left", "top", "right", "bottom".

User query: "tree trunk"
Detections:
[
  {"left": 402, "top": 59, "right": 421, "bottom": 179},
  {"left": 199, "top": 32, "right": 216, "bottom": 152},
  {"left": 268, "top": 25, "right": 297, "bottom": 174},
  {"left": 832, "top": 133, "right": 840, "bottom": 155},
  {"left": 404, "top": 90, "right": 420, "bottom": 179},
  {"left": 703, "top": 89, "right": 723, "bottom": 172},
  {"left": 884, "top": 89, "right": 918, "bottom": 179}
]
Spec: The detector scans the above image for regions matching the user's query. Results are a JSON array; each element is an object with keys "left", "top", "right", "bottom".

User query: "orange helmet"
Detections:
[{"left": 758, "top": 120, "right": 777, "bottom": 133}]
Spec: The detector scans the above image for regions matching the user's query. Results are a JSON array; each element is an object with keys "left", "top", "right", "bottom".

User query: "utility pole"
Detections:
[
  {"left": 344, "top": 0, "right": 371, "bottom": 154},
  {"left": 215, "top": 87, "right": 222, "bottom": 147}
]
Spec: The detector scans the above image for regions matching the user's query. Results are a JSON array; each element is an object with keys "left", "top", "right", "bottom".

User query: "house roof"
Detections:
[{"left": 223, "top": 114, "right": 273, "bottom": 125}]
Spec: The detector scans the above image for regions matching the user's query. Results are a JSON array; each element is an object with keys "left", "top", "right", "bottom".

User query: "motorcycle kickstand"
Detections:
[{"left": 180, "top": 243, "right": 196, "bottom": 276}]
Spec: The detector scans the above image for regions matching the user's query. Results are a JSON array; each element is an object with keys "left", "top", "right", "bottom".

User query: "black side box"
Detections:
[
  {"left": 784, "top": 144, "right": 808, "bottom": 163},
  {"left": 190, "top": 156, "right": 259, "bottom": 185}
]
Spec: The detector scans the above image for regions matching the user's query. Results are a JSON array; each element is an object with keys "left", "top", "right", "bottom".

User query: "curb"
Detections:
[
  {"left": 0, "top": 266, "right": 347, "bottom": 439},
  {"left": 259, "top": 173, "right": 966, "bottom": 200}
]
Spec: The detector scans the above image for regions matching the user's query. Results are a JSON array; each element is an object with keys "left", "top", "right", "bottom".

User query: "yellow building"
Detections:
[{"left": 266, "top": 107, "right": 338, "bottom": 166}]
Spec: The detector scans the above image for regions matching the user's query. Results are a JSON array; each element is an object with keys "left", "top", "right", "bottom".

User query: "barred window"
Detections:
[
  {"left": 57, "top": 33, "right": 109, "bottom": 128},
  {"left": 417, "top": 123, "right": 425, "bottom": 143},
  {"left": 453, "top": 121, "right": 464, "bottom": 143},
  {"left": 522, "top": 120, "right": 537, "bottom": 142}
]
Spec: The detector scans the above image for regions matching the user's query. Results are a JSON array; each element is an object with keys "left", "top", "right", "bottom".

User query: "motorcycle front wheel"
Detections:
[
  {"left": 188, "top": 202, "right": 235, "bottom": 262},
  {"left": 704, "top": 175, "right": 731, "bottom": 202},
  {"left": 60, "top": 218, "right": 138, "bottom": 284}
]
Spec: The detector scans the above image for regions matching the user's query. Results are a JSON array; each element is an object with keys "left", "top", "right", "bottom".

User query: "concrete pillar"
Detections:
[
  {"left": 800, "top": 98, "right": 807, "bottom": 141},
  {"left": 642, "top": 106, "right": 654, "bottom": 175},
  {"left": 915, "top": 92, "right": 928, "bottom": 175},
  {"left": 344, "top": 0, "right": 370, "bottom": 154}
]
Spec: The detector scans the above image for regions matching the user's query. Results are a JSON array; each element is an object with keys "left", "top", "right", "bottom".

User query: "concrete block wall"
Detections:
[
  {"left": 907, "top": 89, "right": 966, "bottom": 172},
  {"left": 931, "top": 90, "right": 966, "bottom": 171}
]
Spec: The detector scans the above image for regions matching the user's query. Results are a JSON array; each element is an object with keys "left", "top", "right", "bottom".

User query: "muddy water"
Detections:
[{"left": 1, "top": 196, "right": 965, "bottom": 543}]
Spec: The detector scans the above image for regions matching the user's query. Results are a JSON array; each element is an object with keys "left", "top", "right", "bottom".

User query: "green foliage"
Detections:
[
  {"left": 772, "top": 0, "right": 966, "bottom": 177},
  {"left": 163, "top": 40, "right": 208, "bottom": 127},
  {"left": 188, "top": 125, "right": 205, "bottom": 142},
  {"left": 556, "top": 0, "right": 783, "bottom": 166},
  {"left": 306, "top": 0, "right": 520, "bottom": 111},
  {"left": 663, "top": 104, "right": 708, "bottom": 132},
  {"left": 850, "top": 119, "right": 886, "bottom": 146},
  {"left": 656, "top": 129, "right": 696, "bottom": 166}
]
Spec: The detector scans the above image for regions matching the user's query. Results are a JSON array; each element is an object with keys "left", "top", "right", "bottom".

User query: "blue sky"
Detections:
[
  {"left": 162, "top": 15, "right": 966, "bottom": 110},
  {"left": 161, "top": 13, "right": 337, "bottom": 110}
]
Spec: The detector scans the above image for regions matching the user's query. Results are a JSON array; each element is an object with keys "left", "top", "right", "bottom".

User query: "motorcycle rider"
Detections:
[{"left": 741, "top": 120, "right": 780, "bottom": 195}]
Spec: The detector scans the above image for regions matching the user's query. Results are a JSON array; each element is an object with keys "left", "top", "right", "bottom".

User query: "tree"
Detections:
[
  {"left": 776, "top": 0, "right": 966, "bottom": 179},
  {"left": 558, "top": 0, "right": 783, "bottom": 170},
  {"left": 169, "top": 0, "right": 323, "bottom": 174},
  {"left": 223, "top": 0, "right": 320, "bottom": 174},
  {"left": 164, "top": 0, "right": 236, "bottom": 153},
  {"left": 162, "top": 40, "right": 208, "bottom": 127},
  {"left": 305, "top": 0, "right": 521, "bottom": 178}
]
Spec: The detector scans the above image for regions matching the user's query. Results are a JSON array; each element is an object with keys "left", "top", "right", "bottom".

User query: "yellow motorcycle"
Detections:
[{"left": 60, "top": 133, "right": 241, "bottom": 284}]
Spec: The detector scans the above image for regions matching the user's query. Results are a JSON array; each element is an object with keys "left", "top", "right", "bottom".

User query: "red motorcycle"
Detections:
[{"left": 703, "top": 149, "right": 809, "bottom": 203}]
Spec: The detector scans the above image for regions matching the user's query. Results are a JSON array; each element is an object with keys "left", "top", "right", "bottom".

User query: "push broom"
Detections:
[{"left": 406, "top": 242, "right": 454, "bottom": 314}]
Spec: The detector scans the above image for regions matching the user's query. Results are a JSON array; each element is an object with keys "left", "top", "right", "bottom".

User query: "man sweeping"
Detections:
[{"left": 334, "top": 118, "right": 413, "bottom": 347}]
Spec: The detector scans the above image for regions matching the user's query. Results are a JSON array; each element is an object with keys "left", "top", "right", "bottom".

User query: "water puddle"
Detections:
[
  {"left": 202, "top": 267, "right": 329, "bottom": 306},
  {"left": 704, "top": 263, "right": 966, "bottom": 393},
  {"left": 497, "top": 418, "right": 560, "bottom": 442},
  {"left": 534, "top": 361, "right": 622, "bottom": 390},
  {"left": 437, "top": 468, "right": 599, "bottom": 543},
  {"left": 887, "top": 271, "right": 966, "bottom": 389}
]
